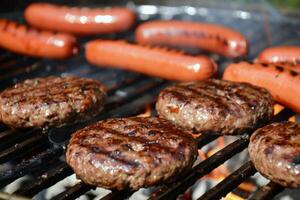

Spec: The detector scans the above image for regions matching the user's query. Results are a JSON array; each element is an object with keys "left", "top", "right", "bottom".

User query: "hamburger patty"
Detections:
[
  {"left": 66, "top": 117, "right": 198, "bottom": 190},
  {"left": 249, "top": 122, "right": 300, "bottom": 188},
  {"left": 156, "top": 79, "right": 273, "bottom": 135},
  {"left": 0, "top": 76, "right": 106, "bottom": 128}
]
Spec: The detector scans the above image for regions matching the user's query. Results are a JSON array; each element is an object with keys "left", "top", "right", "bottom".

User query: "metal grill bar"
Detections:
[
  {"left": 197, "top": 161, "right": 256, "bottom": 200},
  {"left": 0, "top": 58, "right": 35, "bottom": 75},
  {"left": 51, "top": 183, "right": 95, "bottom": 200},
  {"left": 249, "top": 182, "right": 284, "bottom": 200},
  {"left": 0, "top": 80, "right": 165, "bottom": 196},
  {"left": 0, "top": 4, "right": 299, "bottom": 200},
  {"left": 149, "top": 137, "right": 249, "bottom": 200},
  {"left": 149, "top": 107, "right": 293, "bottom": 200},
  {"left": 0, "top": 147, "right": 63, "bottom": 188},
  {"left": 49, "top": 134, "right": 220, "bottom": 200},
  {"left": 0, "top": 133, "right": 47, "bottom": 164},
  {"left": 15, "top": 162, "right": 73, "bottom": 197},
  {"left": 196, "top": 134, "right": 219, "bottom": 149},
  {"left": 100, "top": 189, "right": 133, "bottom": 200},
  {"left": 0, "top": 129, "right": 41, "bottom": 152}
]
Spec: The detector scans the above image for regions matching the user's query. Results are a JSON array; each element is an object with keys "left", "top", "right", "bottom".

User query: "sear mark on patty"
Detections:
[
  {"left": 66, "top": 116, "right": 198, "bottom": 190},
  {"left": 156, "top": 79, "right": 273, "bottom": 135},
  {"left": 0, "top": 76, "right": 106, "bottom": 128}
]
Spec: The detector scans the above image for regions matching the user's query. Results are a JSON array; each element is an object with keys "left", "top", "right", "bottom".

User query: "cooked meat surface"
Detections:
[
  {"left": 0, "top": 76, "right": 106, "bottom": 128},
  {"left": 249, "top": 122, "right": 300, "bottom": 188},
  {"left": 66, "top": 117, "right": 198, "bottom": 190},
  {"left": 156, "top": 79, "right": 273, "bottom": 135}
]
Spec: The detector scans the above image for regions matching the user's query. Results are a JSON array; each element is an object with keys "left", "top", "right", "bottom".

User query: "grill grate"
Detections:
[{"left": 0, "top": 2, "right": 299, "bottom": 200}]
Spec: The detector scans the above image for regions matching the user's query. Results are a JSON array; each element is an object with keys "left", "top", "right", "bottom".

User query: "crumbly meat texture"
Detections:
[
  {"left": 249, "top": 122, "right": 300, "bottom": 188},
  {"left": 66, "top": 117, "right": 198, "bottom": 190},
  {"left": 0, "top": 76, "right": 106, "bottom": 128},
  {"left": 156, "top": 79, "right": 273, "bottom": 135}
]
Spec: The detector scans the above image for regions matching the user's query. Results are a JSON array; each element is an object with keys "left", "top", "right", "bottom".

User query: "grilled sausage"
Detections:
[
  {"left": 0, "top": 19, "right": 77, "bottom": 59},
  {"left": 85, "top": 40, "right": 217, "bottom": 81},
  {"left": 256, "top": 46, "right": 300, "bottom": 65},
  {"left": 24, "top": 3, "right": 136, "bottom": 35},
  {"left": 135, "top": 20, "right": 248, "bottom": 58},
  {"left": 223, "top": 61, "right": 300, "bottom": 113}
]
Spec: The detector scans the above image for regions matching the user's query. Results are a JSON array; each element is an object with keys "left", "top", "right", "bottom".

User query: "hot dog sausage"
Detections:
[
  {"left": 223, "top": 61, "right": 300, "bottom": 113},
  {"left": 0, "top": 19, "right": 77, "bottom": 59},
  {"left": 85, "top": 40, "right": 217, "bottom": 81},
  {"left": 24, "top": 3, "right": 136, "bottom": 35},
  {"left": 256, "top": 46, "right": 300, "bottom": 65},
  {"left": 135, "top": 20, "right": 248, "bottom": 58}
]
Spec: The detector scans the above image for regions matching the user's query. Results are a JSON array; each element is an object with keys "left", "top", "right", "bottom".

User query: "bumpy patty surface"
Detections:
[
  {"left": 66, "top": 117, "right": 198, "bottom": 190},
  {"left": 0, "top": 76, "right": 106, "bottom": 128},
  {"left": 156, "top": 79, "right": 273, "bottom": 135},
  {"left": 249, "top": 122, "right": 300, "bottom": 188}
]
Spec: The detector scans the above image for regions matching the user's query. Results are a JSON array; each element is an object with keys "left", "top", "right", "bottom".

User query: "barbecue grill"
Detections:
[{"left": 0, "top": 1, "right": 300, "bottom": 199}]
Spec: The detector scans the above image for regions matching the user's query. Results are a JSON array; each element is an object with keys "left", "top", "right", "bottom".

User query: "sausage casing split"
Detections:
[
  {"left": 256, "top": 46, "right": 300, "bottom": 65},
  {"left": 0, "top": 19, "right": 77, "bottom": 59},
  {"left": 25, "top": 3, "right": 136, "bottom": 35},
  {"left": 223, "top": 61, "right": 300, "bottom": 113},
  {"left": 135, "top": 20, "right": 248, "bottom": 58},
  {"left": 85, "top": 40, "right": 217, "bottom": 81}
]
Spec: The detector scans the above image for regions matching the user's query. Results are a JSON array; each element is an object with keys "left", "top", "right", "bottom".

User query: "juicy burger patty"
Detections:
[
  {"left": 0, "top": 76, "right": 106, "bottom": 128},
  {"left": 249, "top": 122, "right": 300, "bottom": 188},
  {"left": 66, "top": 117, "right": 198, "bottom": 190},
  {"left": 156, "top": 79, "right": 273, "bottom": 135}
]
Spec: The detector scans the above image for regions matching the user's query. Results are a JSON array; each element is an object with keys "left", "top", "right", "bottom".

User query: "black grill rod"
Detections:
[
  {"left": 0, "top": 192, "right": 31, "bottom": 200},
  {"left": 0, "top": 129, "right": 38, "bottom": 151},
  {"left": 11, "top": 81, "right": 165, "bottom": 197},
  {"left": 0, "top": 147, "right": 63, "bottom": 189},
  {"left": 51, "top": 182, "right": 95, "bottom": 200},
  {"left": 149, "top": 137, "right": 249, "bottom": 200},
  {"left": 197, "top": 161, "right": 257, "bottom": 200},
  {"left": 0, "top": 57, "right": 36, "bottom": 75},
  {"left": 100, "top": 189, "right": 133, "bottom": 200},
  {"left": 0, "top": 132, "right": 48, "bottom": 164},
  {"left": 15, "top": 162, "right": 73, "bottom": 197},
  {"left": 248, "top": 181, "right": 284, "bottom": 200},
  {"left": 270, "top": 107, "right": 295, "bottom": 123},
  {"left": 0, "top": 75, "right": 156, "bottom": 153},
  {"left": 193, "top": 107, "right": 294, "bottom": 200},
  {"left": 148, "top": 107, "right": 293, "bottom": 200},
  {"left": 98, "top": 134, "right": 220, "bottom": 200},
  {"left": 196, "top": 134, "right": 219, "bottom": 149},
  {"left": 92, "top": 82, "right": 168, "bottom": 121},
  {"left": 48, "top": 79, "right": 166, "bottom": 148},
  {"left": 0, "top": 52, "right": 13, "bottom": 63},
  {"left": 49, "top": 83, "right": 167, "bottom": 199}
]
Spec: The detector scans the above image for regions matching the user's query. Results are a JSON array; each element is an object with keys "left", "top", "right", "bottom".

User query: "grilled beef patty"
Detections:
[
  {"left": 66, "top": 117, "right": 198, "bottom": 190},
  {"left": 249, "top": 122, "right": 300, "bottom": 188},
  {"left": 0, "top": 76, "right": 106, "bottom": 128},
  {"left": 156, "top": 79, "right": 273, "bottom": 135}
]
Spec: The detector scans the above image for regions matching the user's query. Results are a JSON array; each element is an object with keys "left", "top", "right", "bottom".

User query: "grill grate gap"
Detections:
[
  {"left": 197, "top": 161, "right": 257, "bottom": 200},
  {"left": 249, "top": 181, "right": 284, "bottom": 200}
]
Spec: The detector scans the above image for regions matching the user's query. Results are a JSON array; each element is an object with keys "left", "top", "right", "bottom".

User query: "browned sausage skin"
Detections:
[
  {"left": 85, "top": 40, "right": 217, "bottom": 81},
  {"left": 25, "top": 3, "right": 136, "bottom": 35},
  {"left": 0, "top": 19, "right": 77, "bottom": 59},
  {"left": 223, "top": 61, "right": 300, "bottom": 113},
  {"left": 256, "top": 46, "right": 300, "bottom": 65},
  {"left": 135, "top": 20, "right": 248, "bottom": 58}
]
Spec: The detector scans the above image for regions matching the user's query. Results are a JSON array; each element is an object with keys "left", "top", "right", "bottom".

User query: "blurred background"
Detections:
[{"left": 0, "top": 0, "right": 300, "bottom": 15}]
